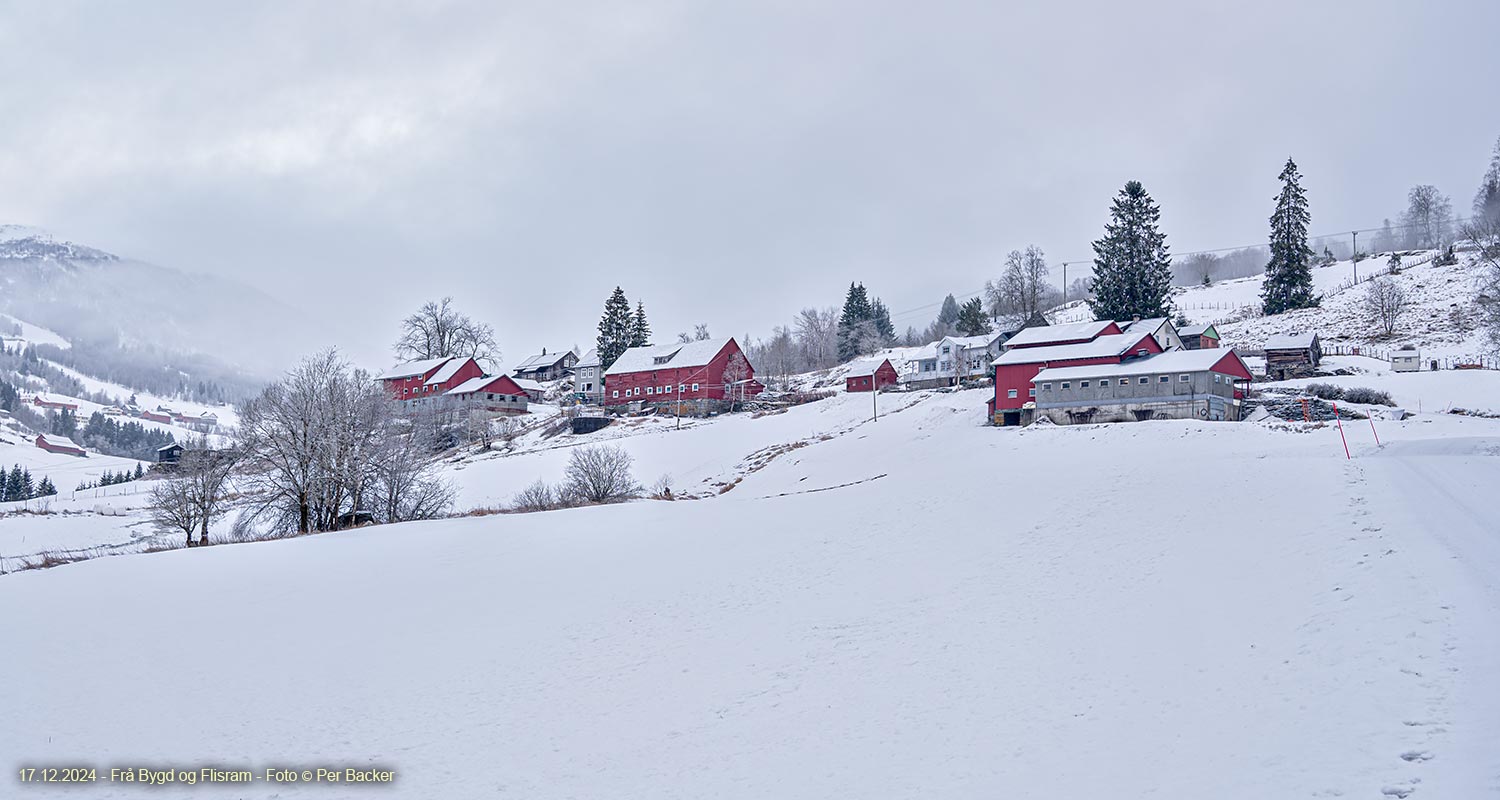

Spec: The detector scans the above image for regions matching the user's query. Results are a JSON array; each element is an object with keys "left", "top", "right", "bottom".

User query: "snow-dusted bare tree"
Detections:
[
  {"left": 563, "top": 444, "right": 640, "bottom": 504},
  {"left": 722, "top": 351, "right": 752, "bottom": 404},
  {"left": 794, "top": 306, "right": 838, "bottom": 369},
  {"left": 1461, "top": 216, "right": 1500, "bottom": 351},
  {"left": 393, "top": 296, "right": 499, "bottom": 366},
  {"left": 1363, "top": 277, "right": 1409, "bottom": 337},
  {"left": 1401, "top": 185, "right": 1454, "bottom": 250},
  {"left": 147, "top": 442, "right": 237, "bottom": 546}
]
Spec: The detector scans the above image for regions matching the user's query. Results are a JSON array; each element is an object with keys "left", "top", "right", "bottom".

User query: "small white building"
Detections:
[{"left": 1391, "top": 347, "right": 1421, "bottom": 373}]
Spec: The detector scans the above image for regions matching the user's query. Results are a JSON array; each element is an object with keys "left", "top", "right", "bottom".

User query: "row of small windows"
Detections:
[
  {"left": 611, "top": 383, "right": 699, "bottom": 399},
  {"left": 1032, "top": 373, "right": 1237, "bottom": 393}
]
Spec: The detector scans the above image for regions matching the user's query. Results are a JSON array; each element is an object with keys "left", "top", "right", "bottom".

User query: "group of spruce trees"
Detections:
[
  {"left": 2, "top": 465, "right": 57, "bottom": 502},
  {"left": 1085, "top": 159, "right": 1319, "bottom": 322},
  {"left": 75, "top": 463, "right": 145, "bottom": 492},
  {"left": 835, "top": 283, "right": 898, "bottom": 362},
  {"left": 596, "top": 287, "right": 652, "bottom": 370}
]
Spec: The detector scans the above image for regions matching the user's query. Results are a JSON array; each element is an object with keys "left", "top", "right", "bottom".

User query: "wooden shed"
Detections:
[
  {"left": 845, "top": 358, "right": 898, "bottom": 392},
  {"left": 1263, "top": 333, "right": 1321, "bottom": 379}
]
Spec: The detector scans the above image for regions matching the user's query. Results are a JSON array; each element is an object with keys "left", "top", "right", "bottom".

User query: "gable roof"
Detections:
[
  {"left": 1178, "top": 323, "right": 1218, "bottom": 338},
  {"left": 574, "top": 348, "right": 600, "bottom": 368},
  {"left": 513, "top": 378, "right": 544, "bottom": 393},
  {"left": 1033, "top": 348, "right": 1252, "bottom": 383},
  {"left": 513, "top": 349, "right": 576, "bottom": 371},
  {"left": 1119, "top": 317, "right": 1170, "bottom": 336},
  {"left": 845, "top": 358, "right": 893, "bottom": 378},
  {"left": 604, "top": 338, "right": 735, "bottom": 376},
  {"left": 1264, "top": 332, "right": 1319, "bottom": 351},
  {"left": 379, "top": 357, "right": 450, "bottom": 381},
  {"left": 1002, "top": 320, "right": 1118, "bottom": 349},
  {"left": 445, "top": 374, "right": 525, "bottom": 396},
  {"left": 38, "top": 433, "right": 83, "bottom": 449},
  {"left": 424, "top": 357, "right": 474, "bottom": 386},
  {"left": 992, "top": 331, "right": 1156, "bottom": 366},
  {"left": 941, "top": 333, "right": 1005, "bottom": 350}
]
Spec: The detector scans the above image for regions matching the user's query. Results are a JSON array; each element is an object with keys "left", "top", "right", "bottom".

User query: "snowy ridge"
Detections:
[{"left": 0, "top": 224, "right": 117, "bottom": 262}]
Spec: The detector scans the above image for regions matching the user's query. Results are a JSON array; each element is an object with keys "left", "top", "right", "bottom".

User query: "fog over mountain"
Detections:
[{"left": 1, "top": 1, "right": 1497, "bottom": 370}]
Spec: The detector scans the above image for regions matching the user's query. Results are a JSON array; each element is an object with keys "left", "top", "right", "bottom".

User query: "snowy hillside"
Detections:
[
  {"left": 2, "top": 382, "right": 1498, "bottom": 797},
  {"left": 1054, "top": 250, "right": 1494, "bottom": 363}
]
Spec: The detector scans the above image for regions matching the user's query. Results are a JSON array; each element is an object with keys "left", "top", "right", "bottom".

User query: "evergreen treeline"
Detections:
[
  {"left": 79, "top": 412, "right": 176, "bottom": 461},
  {"left": 2, "top": 464, "right": 56, "bottom": 502},
  {"left": 75, "top": 463, "right": 146, "bottom": 492}
]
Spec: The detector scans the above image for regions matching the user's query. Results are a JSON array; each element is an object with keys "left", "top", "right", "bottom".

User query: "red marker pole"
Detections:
[
  {"left": 1368, "top": 414, "right": 1381, "bottom": 446},
  {"left": 1334, "top": 402, "right": 1351, "bottom": 459}
]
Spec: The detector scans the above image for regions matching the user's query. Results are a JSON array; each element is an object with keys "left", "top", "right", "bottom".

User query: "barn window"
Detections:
[
  {"left": 1179, "top": 374, "right": 1191, "bottom": 382},
  {"left": 1007, "top": 389, "right": 1018, "bottom": 398},
  {"left": 1061, "top": 382, "right": 1070, "bottom": 389},
  {"left": 1041, "top": 382, "right": 1051, "bottom": 391},
  {"left": 612, "top": 390, "right": 619, "bottom": 398},
  {"left": 678, "top": 384, "right": 686, "bottom": 393},
  {"left": 1138, "top": 377, "right": 1148, "bottom": 385},
  {"left": 1137, "top": 349, "right": 1148, "bottom": 356},
  {"left": 1159, "top": 375, "right": 1170, "bottom": 383},
  {"left": 1213, "top": 375, "right": 1221, "bottom": 383},
  {"left": 1080, "top": 381, "right": 1090, "bottom": 388},
  {"left": 1028, "top": 388, "right": 1036, "bottom": 397},
  {"left": 692, "top": 383, "right": 700, "bottom": 391}
]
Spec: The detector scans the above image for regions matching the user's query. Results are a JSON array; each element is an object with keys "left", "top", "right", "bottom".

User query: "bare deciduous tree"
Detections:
[
  {"left": 722, "top": 351, "right": 752, "bottom": 404},
  {"left": 147, "top": 442, "right": 236, "bottom": 546},
  {"left": 394, "top": 296, "right": 499, "bottom": 366},
  {"left": 563, "top": 444, "right": 640, "bottom": 504},
  {"left": 986, "top": 245, "right": 1056, "bottom": 325},
  {"left": 1401, "top": 185, "right": 1454, "bottom": 250},
  {"left": 1363, "top": 277, "right": 1409, "bottom": 336},
  {"left": 1462, "top": 217, "right": 1500, "bottom": 351},
  {"left": 794, "top": 306, "right": 838, "bottom": 369}
]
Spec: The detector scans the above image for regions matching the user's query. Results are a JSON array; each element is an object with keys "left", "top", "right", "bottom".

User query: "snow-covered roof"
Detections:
[
  {"left": 1119, "top": 317, "right": 1169, "bottom": 335},
  {"left": 424, "top": 357, "right": 472, "bottom": 387},
  {"left": 574, "top": 348, "right": 600, "bottom": 368},
  {"left": 1178, "top": 323, "right": 1216, "bottom": 338},
  {"left": 379, "top": 357, "right": 450, "bottom": 380},
  {"left": 604, "top": 338, "right": 733, "bottom": 376},
  {"left": 845, "top": 358, "right": 892, "bottom": 378},
  {"left": 942, "top": 333, "right": 1004, "bottom": 350},
  {"left": 1002, "top": 320, "right": 1116, "bottom": 349},
  {"left": 1033, "top": 348, "right": 1247, "bottom": 383},
  {"left": 992, "top": 332, "right": 1154, "bottom": 366},
  {"left": 445, "top": 375, "right": 519, "bottom": 396},
  {"left": 1264, "top": 333, "right": 1318, "bottom": 351},
  {"left": 157, "top": 442, "right": 182, "bottom": 452},
  {"left": 513, "top": 378, "right": 544, "bottom": 393},
  {"left": 39, "top": 433, "right": 83, "bottom": 449},
  {"left": 513, "top": 349, "right": 575, "bottom": 371}
]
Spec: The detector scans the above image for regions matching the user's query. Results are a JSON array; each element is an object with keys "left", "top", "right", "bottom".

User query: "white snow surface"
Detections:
[{"left": 2, "top": 386, "right": 1499, "bottom": 798}]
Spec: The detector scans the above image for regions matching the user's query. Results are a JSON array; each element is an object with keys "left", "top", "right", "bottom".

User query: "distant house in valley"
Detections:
[
  {"left": 36, "top": 433, "right": 86, "bottom": 457},
  {"left": 1263, "top": 333, "right": 1322, "bottom": 380},
  {"left": 573, "top": 348, "right": 604, "bottom": 404},
  {"left": 444, "top": 374, "right": 530, "bottom": 415},
  {"left": 1031, "top": 348, "right": 1254, "bottom": 424},
  {"left": 1117, "top": 317, "right": 1184, "bottom": 352},
  {"left": 846, "top": 358, "right": 898, "bottom": 393},
  {"left": 31, "top": 394, "right": 78, "bottom": 412},
  {"left": 377, "top": 356, "right": 486, "bottom": 406},
  {"left": 903, "top": 332, "right": 1008, "bottom": 389},
  {"left": 603, "top": 337, "right": 762, "bottom": 411},
  {"left": 1177, "top": 324, "right": 1221, "bottom": 350},
  {"left": 140, "top": 410, "right": 173, "bottom": 424},
  {"left": 512, "top": 348, "right": 578, "bottom": 383},
  {"left": 157, "top": 442, "right": 184, "bottom": 464}
]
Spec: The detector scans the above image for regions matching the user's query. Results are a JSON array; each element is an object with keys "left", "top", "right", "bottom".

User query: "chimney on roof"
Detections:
[{"left": 1132, "top": 315, "right": 1140, "bottom": 322}]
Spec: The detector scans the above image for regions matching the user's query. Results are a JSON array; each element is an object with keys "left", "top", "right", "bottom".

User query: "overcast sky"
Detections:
[{"left": 2, "top": 1, "right": 1497, "bottom": 369}]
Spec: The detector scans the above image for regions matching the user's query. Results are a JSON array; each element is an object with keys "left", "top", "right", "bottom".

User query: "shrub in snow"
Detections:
[
  {"left": 1304, "top": 383, "right": 1344, "bottom": 401},
  {"left": 510, "top": 480, "right": 560, "bottom": 513},
  {"left": 1340, "top": 387, "right": 1394, "bottom": 406},
  {"left": 563, "top": 444, "right": 640, "bottom": 504}
]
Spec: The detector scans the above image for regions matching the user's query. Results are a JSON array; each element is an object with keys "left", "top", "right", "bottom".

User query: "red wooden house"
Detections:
[
  {"left": 990, "top": 326, "right": 1161, "bottom": 426},
  {"left": 443, "top": 374, "right": 530, "bottom": 415},
  {"left": 846, "top": 358, "right": 898, "bottom": 392},
  {"left": 378, "top": 356, "right": 485, "bottom": 405},
  {"left": 603, "top": 338, "right": 762, "bottom": 408},
  {"left": 140, "top": 410, "right": 173, "bottom": 424},
  {"left": 36, "top": 433, "right": 87, "bottom": 457}
]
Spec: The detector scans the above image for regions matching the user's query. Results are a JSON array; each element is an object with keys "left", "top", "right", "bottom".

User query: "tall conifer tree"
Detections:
[
  {"left": 1261, "top": 158, "right": 1320, "bottom": 315},
  {"left": 630, "top": 301, "right": 651, "bottom": 347},
  {"left": 836, "top": 283, "right": 875, "bottom": 362},
  {"left": 1087, "top": 181, "right": 1175, "bottom": 321},
  {"left": 596, "top": 287, "right": 634, "bottom": 370}
]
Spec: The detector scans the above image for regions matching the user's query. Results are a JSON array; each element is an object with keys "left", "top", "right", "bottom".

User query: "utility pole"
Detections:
[
  {"left": 1351, "top": 230, "right": 1359, "bottom": 284},
  {"left": 1062, "top": 262, "right": 1068, "bottom": 305}
]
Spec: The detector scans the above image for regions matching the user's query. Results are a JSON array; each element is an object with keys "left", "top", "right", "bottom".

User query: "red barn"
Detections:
[
  {"left": 1000, "top": 320, "right": 1123, "bottom": 350},
  {"left": 846, "top": 358, "right": 898, "bottom": 392},
  {"left": 603, "top": 338, "right": 762, "bottom": 408},
  {"left": 443, "top": 374, "right": 530, "bottom": 415},
  {"left": 31, "top": 394, "right": 79, "bottom": 412},
  {"left": 990, "top": 328, "right": 1161, "bottom": 425},
  {"left": 36, "top": 433, "right": 87, "bottom": 457},
  {"left": 140, "top": 410, "right": 173, "bottom": 424},
  {"left": 378, "top": 356, "right": 485, "bottom": 405}
]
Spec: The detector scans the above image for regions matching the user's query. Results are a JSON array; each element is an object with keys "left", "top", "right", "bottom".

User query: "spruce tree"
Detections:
[
  {"left": 5, "top": 465, "right": 22, "bottom": 502},
  {"left": 955, "top": 297, "right": 993, "bottom": 336},
  {"left": 20, "top": 468, "right": 32, "bottom": 499},
  {"left": 1475, "top": 135, "right": 1500, "bottom": 225},
  {"left": 937, "top": 294, "right": 961, "bottom": 328},
  {"left": 37, "top": 476, "right": 55, "bottom": 497},
  {"left": 1087, "top": 180, "right": 1175, "bottom": 321},
  {"left": 1261, "top": 158, "right": 1320, "bottom": 315},
  {"left": 871, "top": 299, "right": 895, "bottom": 344},
  {"left": 596, "top": 287, "right": 634, "bottom": 370},
  {"left": 836, "top": 283, "right": 875, "bottom": 362},
  {"left": 630, "top": 301, "right": 651, "bottom": 347}
]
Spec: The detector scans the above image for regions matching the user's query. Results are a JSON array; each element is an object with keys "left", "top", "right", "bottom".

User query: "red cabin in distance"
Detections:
[
  {"left": 378, "top": 356, "right": 485, "bottom": 405},
  {"left": 36, "top": 433, "right": 86, "bottom": 457},
  {"left": 846, "top": 358, "right": 898, "bottom": 392}
]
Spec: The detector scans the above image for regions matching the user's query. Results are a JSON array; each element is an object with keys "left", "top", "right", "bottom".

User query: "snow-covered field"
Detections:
[{"left": 2, "top": 385, "right": 1498, "bottom": 798}]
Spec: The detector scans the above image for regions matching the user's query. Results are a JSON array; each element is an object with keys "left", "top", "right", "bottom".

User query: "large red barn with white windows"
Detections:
[
  {"left": 603, "top": 338, "right": 762, "bottom": 408},
  {"left": 378, "top": 356, "right": 485, "bottom": 405}
]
